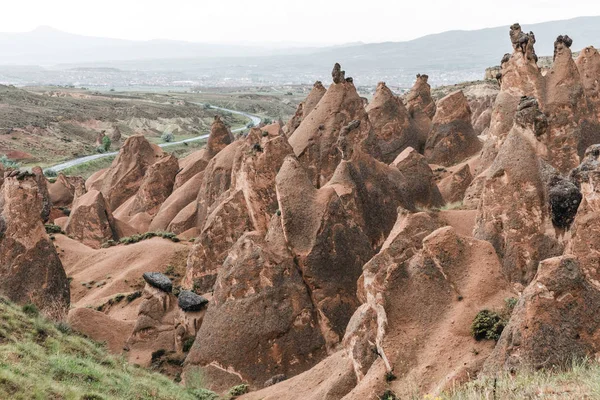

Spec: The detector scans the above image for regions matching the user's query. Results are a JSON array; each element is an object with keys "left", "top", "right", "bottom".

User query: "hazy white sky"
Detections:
[{"left": 4, "top": 0, "right": 600, "bottom": 45}]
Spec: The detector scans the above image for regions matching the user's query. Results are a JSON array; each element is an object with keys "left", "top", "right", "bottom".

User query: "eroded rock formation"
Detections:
[{"left": 0, "top": 174, "right": 70, "bottom": 316}]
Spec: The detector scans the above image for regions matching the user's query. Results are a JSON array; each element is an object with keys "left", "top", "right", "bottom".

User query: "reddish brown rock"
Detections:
[
  {"left": 288, "top": 64, "right": 378, "bottom": 187},
  {"left": 32, "top": 166, "right": 51, "bottom": 222},
  {"left": 348, "top": 226, "right": 513, "bottom": 397},
  {"left": 284, "top": 81, "right": 326, "bottom": 137},
  {"left": 276, "top": 156, "right": 373, "bottom": 347},
  {"left": 438, "top": 163, "right": 473, "bottom": 204},
  {"left": 185, "top": 225, "right": 326, "bottom": 392},
  {"left": 425, "top": 91, "right": 482, "bottom": 167},
  {"left": 116, "top": 154, "right": 179, "bottom": 219},
  {"left": 68, "top": 308, "right": 134, "bottom": 354},
  {"left": 366, "top": 82, "right": 423, "bottom": 162},
  {"left": 487, "top": 256, "right": 600, "bottom": 371},
  {"left": 474, "top": 98, "right": 561, "bottom": 284},
  {"left": 473, "top": 108, "right": 492, "bottom": 134},
  {"left": 544, "top": 35, "right": 592, "bottom": 172},
  {"left": 149, "top": 171, "right": 204, "bottom": 232},
  {"left": 173, "top": 150, "right": 211, "bottom": 190},
  {"left": 206, "top": 115, "right": 235, "bottom": 155},
  {"left": 391, "top": 147, "right": 445, "bottom": 208},
  {"left": 183, "top": 189, "right": 252, "bottom": 292},
  {"left": 246, "top": 221, "right": 514, "bottom": 399},
  {"left": 567, "top": 144, "right": 600, "bottom": 279},
  {"left": 326, "top": 148, "right": 419, "bottom": 249},
  {"left": 194, "top": 141, "right": 244, "bottom": 228},
  {"left": 127, "top": 282, "right": 205, "bottom": 366},
  {"left": 88, "top": 134, "right": 164, "bottom": 210},
  {"left": 477, "top": 24, "right": 544, "bottom": 174},
  {"left": 0, "top": 175, "right": 70, "bottom": 316},
  {"left": 576, "top": 46, "right": 600, "bottom": 119},
  {"left": 65, "top": 190, "right": 118, "bottom": 249},
  {"left": 406, "top": 73, "right": 436, "bottom": 119},
  {"left": 231, "top": 127, "right": 294, "bottom": 232},
  {"left": 48, "top": 173, "right": 86, "bottom": 208}
]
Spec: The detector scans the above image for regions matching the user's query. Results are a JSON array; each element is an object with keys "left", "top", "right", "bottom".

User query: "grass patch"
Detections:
[
  {"left": 443, "top": 359, "right": 600, "bottom": 399},
  {"left": 119, "top": 231, "right": 180, "bottom": 245},
  {"left": 0, "top": 297, "right": 212, "bottom": 399},
  {"left": 44, "top": 224, "right": 64, "bottom": 234},
  {"left": 439, "top": 201, "right": 464, "bottom": 211}
]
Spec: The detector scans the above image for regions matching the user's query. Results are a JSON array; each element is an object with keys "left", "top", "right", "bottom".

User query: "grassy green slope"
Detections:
[{"left": 0, "top": 298, "right": 216, "bottom": 400}]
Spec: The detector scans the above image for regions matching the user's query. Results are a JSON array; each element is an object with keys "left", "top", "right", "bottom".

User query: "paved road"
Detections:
[{"left": 47, "top": 105, "right": 262, "bottom": 172}]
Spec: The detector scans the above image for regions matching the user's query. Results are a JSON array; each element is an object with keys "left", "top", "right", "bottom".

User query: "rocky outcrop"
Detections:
[
  {"left": 405, "top": 74, "right": 436, "bottom": 145},
  {"left": 149, "top": 171, "right": 204, "bottom": 232},
  {"left": 88, "top": 134, "right": 164, "bottom": 210},
  {"left": 183, "top": 189, "right": 252, "bottom": 292},
  {"left": 576, "top": 46, "right": 600, "bottom": 119},
  {"left": 425, "top": 91, "right": 482, "bottom": 166},
  {"left": 0, "top": 174, "right": 70, "bottom": 316},
  {"left": 245, "top": 219, "right": 514, "bottom": 399},
  {"left": 477, "top": 23, "right": 544, "bottom": 174},
  {"left": 185, "top": 127, "right": 293, "bottom": 292},
  {"left": 65, "top": 190, "right": 118, "bottom": 249},
  {"left": 185, "top": 227, "right": 326, "bottom": 392},
  {"left": 48, "top": 174, "right": 86, "bottom": 208},
  {"left": 206, "top": 115, "right": 235, "bottom": 155},
  {"left": 288, "top": 63, "right": 378, "bottom": 187},
  {"left": 488, "top": 256, "right": 600, "bottom": 371},
  {"left": 231, "top": 127, "right": 294, "bottom": 233},
  {"left": 114, "top": 154, "right": 179, "bottom": 232},
  {"left": 326, "top": 148, "right": 417, "bottom": 249},
  {"left": 406, "top": 74, "right": 436, "bottom": 119},
  {"left": 126, "top": 280, "right": 205, "bottom": 366},
  {"left": 544, "top": 35, "right": 591, "bottom": 172},
  {"left": 110, "top": 125, "right": 122, "bottom": 143},
  {"left": 438, "top": 164, "right": 473, "bottom": 204},
  {"left": 567, "top": 145, "right": 600, "bottom": 280},
  {"left": 474, "top": 97, "right": 561, "bottom": 284},
  {"left": 32, "top": 166, "right": 51, "bottom": 222},
  {"left": 366, "top": 82, "right": 423, "bottom": 162},
  {"left": 285, "top": 81, "right": 326, "bottom": 137},
  {"left": 391, "top": 147, "right": 444, "bottom": 208},
  {"left": 276, "top": 156, "right": 373, "bottom": 347},
  {"left": 194, "top": 141, "right": 244, "bottom": 229}
]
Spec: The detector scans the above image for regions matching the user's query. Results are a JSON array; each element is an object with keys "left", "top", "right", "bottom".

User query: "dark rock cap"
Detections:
[
  {"left": 178, "top": 290, "right": 209, "bottom": 312},
  {"left": 142, "top": 272, "right": 173, "bottom": 293}
]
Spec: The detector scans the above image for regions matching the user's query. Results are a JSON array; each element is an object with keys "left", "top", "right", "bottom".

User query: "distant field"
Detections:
[{"left": 0, "top": 85, "right": 250, "bottom": 168}]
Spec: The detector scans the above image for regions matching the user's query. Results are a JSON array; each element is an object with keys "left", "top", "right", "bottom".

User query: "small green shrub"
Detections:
[
  {"left": 22, "top": 303, "right": 39, "bottom": 317},
  {"left": 385, "top": 371, "right": 397, "bottom": 382},
  {"left": 151, "top": 349, "right": 166, "bottom": 362},
  {"left": 505, "top": 297, "right": 518, "bottom": 313},
  {"left": 55, "top": 321, "right": 72, "bottom": 335},
  {"left": 0, "top": 155, "right": 19, "bottom": 168},
  {"left": 161, "top": 132, "right": 174, "bottom": 143},
  {"left": 45, "top": 224, "right": 63, "bottom": 234},
  {"left": 119, "top": 231, "right": 180, "bottom": 245},
  {"left": 102, "top": 135, "right": 111, "bottom": 152},
  {"left": 100, "top": 240, "right": 117, "bottom": 248},
  {"left": 471, "top": 310, "right": 506, "bottom": 341},
  {"left": 44, "top": 169, "right": 58, "bottom": 177},
  {"left": 126, "top": 291, "right": 142, "bottom": 303},
  {"left": 183, "top": 337, "right": 195, "bottom": 353},
  {"left": 187, "top": 388, "right": 219, "bottom": 400},
  {"left": 378, "top": 390, "right": 399, "bottom": 400},
  {"left": 228, "top": 384, "right": 249, "bottom": 397}
]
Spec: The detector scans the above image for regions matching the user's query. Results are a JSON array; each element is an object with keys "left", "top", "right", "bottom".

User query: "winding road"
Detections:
[{"left": 47, "top": 105, "right": 262, "bottom": 172}]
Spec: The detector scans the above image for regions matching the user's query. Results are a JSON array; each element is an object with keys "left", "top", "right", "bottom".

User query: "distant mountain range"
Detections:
[{"left": 1, "top": 16, "right": 599, "bottom": 87}]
